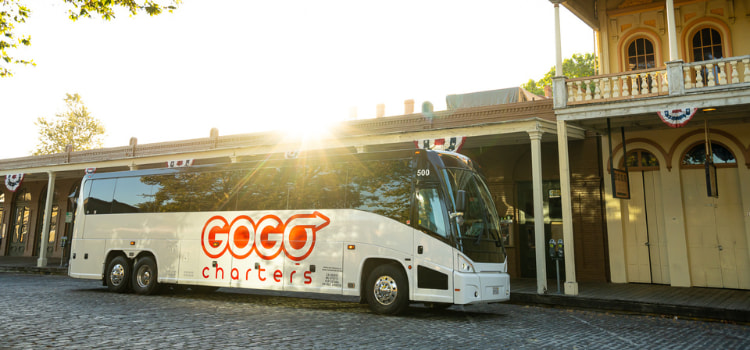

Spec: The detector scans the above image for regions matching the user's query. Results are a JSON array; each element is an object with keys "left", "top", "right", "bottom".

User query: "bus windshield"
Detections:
[{"left": 444, "top": 168, "right": 506, "bottom": 264}]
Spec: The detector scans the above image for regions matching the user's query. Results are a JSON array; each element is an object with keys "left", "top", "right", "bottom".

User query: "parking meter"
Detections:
[
  {"left": 548, "top": 239, "right": 556, "bottom": 258},
  {"left": 60, "top": 236, "right": 67, "bottom": 248},
  {"left": 557, "top": 239, "right": 564, "bottom": 258}
]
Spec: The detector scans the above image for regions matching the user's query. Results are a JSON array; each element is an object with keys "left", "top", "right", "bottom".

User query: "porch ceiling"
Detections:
[
  {"left": 556, "top": 88, "right": 750, "bottom": 133},
  {"left": 565, "top": 103, "right": 750, "bottom": 133},
  {"left": 562, "top": 0, "right": 598, "bottom": 30}
]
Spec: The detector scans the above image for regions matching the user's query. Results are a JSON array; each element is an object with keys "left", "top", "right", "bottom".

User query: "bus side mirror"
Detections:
[{"left": 456, "top": 190, "right": 467, "bottom": 213}]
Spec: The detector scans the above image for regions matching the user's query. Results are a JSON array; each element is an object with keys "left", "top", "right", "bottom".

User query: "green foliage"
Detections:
[
  {"left": 522, "top": 53, "right": 597, "bottom": 96},
  {"left": 1, "top": 0, "right": 180, "bottom": 77},
  {"left": 0, "top": 2, "right": 34, "bottom": 77},
  {"left": 33, "top": 93, "right": 106, "bottom": 155}
]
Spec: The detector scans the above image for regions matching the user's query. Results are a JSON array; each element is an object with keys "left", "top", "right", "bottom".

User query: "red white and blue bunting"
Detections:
[
  {"left": 167, "top": 159, "right": 193, "bottom": 168},
  {"left": 657, "top": 108, "right": 697, "bottom": 128},
  {"left": 5, "top": 174, "right": 24, "bottom": 192},
  {"left": 285, "top": 150, "right": 300, "bottom": 159},
  {"left": 415, "top": 137, "right": 466, "bottom": 153}
]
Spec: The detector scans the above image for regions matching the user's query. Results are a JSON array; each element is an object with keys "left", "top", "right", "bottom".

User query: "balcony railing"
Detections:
[
  {"left": 557, "top": 56, "right": 750, "bottom": 107},
  {"left": 566, "top": 68, "right": 668, "bottom": 105},
  {"left": 683, "top": 56, "right": 750, "bottom": 90}
]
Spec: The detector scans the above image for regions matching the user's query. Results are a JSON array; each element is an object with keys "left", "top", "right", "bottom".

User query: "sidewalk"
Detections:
[
  {"left": 1, "top": 257, "right": 747, "bottom": 323},
  {"left": 510, "top": 278, "right": 750, "bottom": 323},
  {"left": 0, "top": 256, "right": 67, "bottom": 275}
]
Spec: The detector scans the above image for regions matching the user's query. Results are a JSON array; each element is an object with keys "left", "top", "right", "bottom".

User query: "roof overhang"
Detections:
[{"left": 563, "top": 0, "right": 599, "bottom": 30}]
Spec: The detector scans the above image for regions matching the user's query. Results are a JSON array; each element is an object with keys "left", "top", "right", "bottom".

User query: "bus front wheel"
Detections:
[
  {"left": 132, "top": 256, "right": 160, "bottom": 295},
  {"left": 366, "top": 264, "right": 409, "bottom": 315},
  {"left": 106, "top": 256, "right": 131, "bottom": 293}
]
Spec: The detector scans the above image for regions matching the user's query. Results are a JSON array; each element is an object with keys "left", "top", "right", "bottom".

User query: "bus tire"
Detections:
[
  {"left": 106, "top": 255, "right": 131, "bottom": 293},
  {"left": 366, "top": 264, "right": 409, "bottom": 315},
  {"left": 132, "top": 256, "right": 160, "bottom": 295}
]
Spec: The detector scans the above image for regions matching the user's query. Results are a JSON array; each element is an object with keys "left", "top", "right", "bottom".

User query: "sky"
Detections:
[{"left": 0, "top": 0, "right": 594, "bottom": 159}]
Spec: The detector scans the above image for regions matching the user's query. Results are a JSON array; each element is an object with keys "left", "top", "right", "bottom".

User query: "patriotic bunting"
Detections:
[
  {"left": 657, "top": 108, "right": 697, "bottom": 128},
  {"left": 167, "top": 159, "right": 194, "bottom": 168},
  {"left": 5, "top": 174, "right": 24, "bottom": 192},
  {"left": 415, "top": 137, "right": 466, "bottom": 153},
  {"left": 285, "top": 151, "right": 299, "bottom": 159}
]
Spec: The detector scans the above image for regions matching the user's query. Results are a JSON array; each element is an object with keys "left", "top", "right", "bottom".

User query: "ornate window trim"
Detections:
[
  {"left": 617, "top": 28, "right": 663, "bottom": 72},
  {"left": 680, "top": 17, "right": 732, "bottom": 62}
]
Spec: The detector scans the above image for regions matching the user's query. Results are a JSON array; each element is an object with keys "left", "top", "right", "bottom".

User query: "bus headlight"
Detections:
[{"left": 458, "top": 254, "right": 475, "bottom": 273}]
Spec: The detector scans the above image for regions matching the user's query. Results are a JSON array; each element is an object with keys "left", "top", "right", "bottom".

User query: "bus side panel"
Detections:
[
  {"left": 68, "top": 238, "right": 106, "bottom": 280},
  {"left": 284, "top": 240, "right": 343, "bottom": 294},
  {"left": 332, "top": 211, "right": 413, "bottom": 298},
  {"left": 178, "top": 238, "right": 232, "bottom": 288},
  {"left": 230, "top": 254, "right": 283, "bottom": 291}
]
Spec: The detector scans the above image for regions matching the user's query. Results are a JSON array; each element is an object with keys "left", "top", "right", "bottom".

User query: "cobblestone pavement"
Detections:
[{"left": 1, "top": 273, "right": 748, "bottom": 350}]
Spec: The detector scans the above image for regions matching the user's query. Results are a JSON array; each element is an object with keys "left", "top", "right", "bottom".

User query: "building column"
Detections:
[
  {"left": 659, "top": 161, "right": 691, "bottom": 287},
  {"left": 556, "top": 120, "right": 578, "bottom": 295},
  {"left": 736, "top": 155, "right": 750, "bottom": 285},
  {"left": 666, "top": 0, "right": 679, "bottom": 61},
  {"left": 551, "top": 0, "right": 564, "bottom": 76},
  {"left": 37, "top": 171, "right": 56, "bottom": 267},
  {"left": 601, "top": 135, "right": 627, "bottom": 283},
  {"left": 529, "top": 129, "right": 548, "bottom": 294}
]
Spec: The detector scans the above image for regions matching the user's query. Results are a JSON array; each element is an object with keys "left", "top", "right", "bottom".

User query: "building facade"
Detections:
[{"left": 556, "top": 0, "right": 750, "bottom": 291}]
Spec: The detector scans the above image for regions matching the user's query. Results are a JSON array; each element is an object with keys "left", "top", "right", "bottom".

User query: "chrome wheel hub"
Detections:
[
  {"left": 373, "top": 275, "right": 398, "bottom": 306},
  {"left": 136, "top": 266, "right": 152, "bottom": 288},
  {"left": 110, "top": 264, "right": 125, "bottom": 286}
]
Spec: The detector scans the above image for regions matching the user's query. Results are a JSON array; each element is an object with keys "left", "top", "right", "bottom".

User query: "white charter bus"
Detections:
[{"left": 69, "top": 149, "right": 509, "bottom": 314}]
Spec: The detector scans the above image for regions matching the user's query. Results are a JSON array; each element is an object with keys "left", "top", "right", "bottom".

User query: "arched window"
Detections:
[
  {"left": 692, "top": 28, "right": 723, "bottom": 61},
  {"left": 624, "top": 149, "right": 659, "bottom": 171},
  {"left": 681, "top": 143, "right": 736, "bottom": 167},
  {"left": 14, "top": 188, "right": 31, "bottom": 202},
  {"left": 627, "top": 38, "right": 656, "bottom": 70}
]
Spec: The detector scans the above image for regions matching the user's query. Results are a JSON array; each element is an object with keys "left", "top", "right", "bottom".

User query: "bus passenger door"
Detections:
[{"left": 412, "top": 186, "right": 454, "bottom": 304}]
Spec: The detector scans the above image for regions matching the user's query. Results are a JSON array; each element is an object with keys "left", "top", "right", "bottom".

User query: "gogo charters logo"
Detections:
[{"left": 201, "top": 211, "right": 330, "bottom": 261}]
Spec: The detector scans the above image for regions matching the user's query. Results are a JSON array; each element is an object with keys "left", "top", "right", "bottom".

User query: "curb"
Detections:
[
  {"left": 510, "top": 292, "right": 749, "bottom": 324},
  {"left": 0, "top": 266, "right": 68, "bottom": 276}
]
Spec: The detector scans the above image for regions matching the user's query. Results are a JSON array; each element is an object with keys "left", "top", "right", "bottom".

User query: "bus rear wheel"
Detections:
[
  {"left": 132, "top": 256, "right": 160, "bottom": 295},
  {"left": 366, "top": 264, "right": 409, "bottom": 315},
  {"left": 106, "top": 256, "right": 131, "bottom": 293}
]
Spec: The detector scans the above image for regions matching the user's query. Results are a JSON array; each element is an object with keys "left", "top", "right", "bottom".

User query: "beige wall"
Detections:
[
  {"left": 596, "top": 0, "right": 750, "bottom": 75},
  {"left": 602, "top": 121, "right": 750, "bottom": 289}
]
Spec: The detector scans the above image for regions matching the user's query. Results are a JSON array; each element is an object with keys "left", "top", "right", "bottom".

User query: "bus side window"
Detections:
[
  {"left": 415, "top": 187, "right": 448, "bottom": 239},
  {"left": 112, "top": 177, "right": 154, "bottom": 214},
  {"left": 237, "top": 167, "right": 286, "bottom": 211},
  {"left": 85, "top": 179, "right": 116, "bottom": 215},
  {"left": 348, "top": 159, "right": 411, "bottom": 223}
]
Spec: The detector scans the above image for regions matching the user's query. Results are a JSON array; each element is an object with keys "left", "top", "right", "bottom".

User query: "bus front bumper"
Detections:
[{"left": 453, "top": 271, "right": 510, "bottom": 305}]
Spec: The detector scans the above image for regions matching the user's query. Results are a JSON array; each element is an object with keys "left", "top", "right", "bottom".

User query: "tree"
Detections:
[
  {"left": 33, "top": 93, "right": 106, "bottom": 155},
  {"left": 1, "top": 0, "right": 180, "bottom": 77},
  {"left": 522, "top": 53, "right": 597, "bottom": 96}
]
